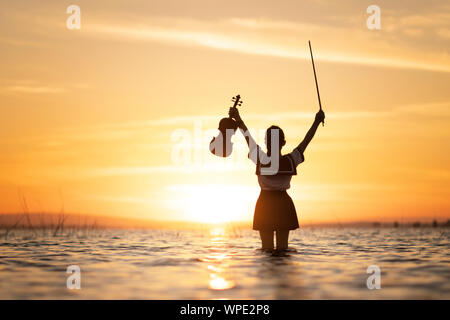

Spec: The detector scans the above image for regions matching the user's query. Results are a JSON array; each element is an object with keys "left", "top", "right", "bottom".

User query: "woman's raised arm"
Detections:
[
  {"left": 229, "top": 107, "right": 259, "bottom": 154},
  {"left": 297, "top": 110, "right": 325, "bottom": 154}
]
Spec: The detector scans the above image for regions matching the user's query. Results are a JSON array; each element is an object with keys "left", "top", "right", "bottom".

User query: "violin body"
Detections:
[
  {"left": 209, "top": 95, "right": 242, "bottom": 158},
  {"left": 209, "top": 117, "right": 238, "bottom": 157}
]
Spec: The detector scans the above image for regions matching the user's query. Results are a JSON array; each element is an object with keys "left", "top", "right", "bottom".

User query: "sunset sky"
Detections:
[{"left": 0, "top": 0, "right": 449, "bottom": 225}]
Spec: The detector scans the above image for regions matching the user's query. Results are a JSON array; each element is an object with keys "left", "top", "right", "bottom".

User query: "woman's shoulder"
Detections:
[{"left": 284, "top": 148, "right": 305, "bottom": 166}]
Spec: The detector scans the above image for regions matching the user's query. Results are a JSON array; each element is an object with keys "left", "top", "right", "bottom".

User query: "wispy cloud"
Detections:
[
  {"left": 0, "top": 36, "right": 46, "bottom": 47},
  {"left": 91, "top": 163, "right": 249, "bottom": 176},
  {"left": 18, "top": 100, "right": 448, "bottom": 149},
  {"left": 2, "top": 85, "right": 67, "bottom": 94},
  {"left": 145, "top": 111, "right": 388, "bottom": 126},
  {"left": 436, "top": 28, "right": 450, "bottom": 39},
  {"left": 384, "top": 12, "right": 450, "bottom": 30},
  {"left": 84, "top": 17, "right": 450, "bottom": 73},
  {"left": 114, "top": 101, "right": 450, "bottom": 127},
  {"left": 0, "top": 80, "right": 90, "bottom": 95}
]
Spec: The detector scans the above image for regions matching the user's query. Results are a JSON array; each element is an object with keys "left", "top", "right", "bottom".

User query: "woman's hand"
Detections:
[
  {"left": 229, "top": 107, "right": 242, "bottom": 122},
  {"left": 315, "top": 110, "right": 325, "bottom": 124},
  {"left": 229, "top": 106, "right": 248, "bottom": 131}
]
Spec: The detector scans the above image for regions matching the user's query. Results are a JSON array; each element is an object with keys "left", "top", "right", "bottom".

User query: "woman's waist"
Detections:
[
  {"left": 259, "top": 189, "right": 288, "bottom": 194},
  {"left": 257, "top": 175, "right": 292, "bottom": 191}
]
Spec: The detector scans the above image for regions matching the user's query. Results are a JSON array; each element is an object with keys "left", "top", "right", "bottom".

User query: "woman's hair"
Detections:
[{"left": 265, "top": 125, "right": 285, "bottom": 156}]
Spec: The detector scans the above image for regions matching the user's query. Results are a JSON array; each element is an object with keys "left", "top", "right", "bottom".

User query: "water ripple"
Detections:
[{"left": 0, "top": 228, "right": 448, "bottom": 299}]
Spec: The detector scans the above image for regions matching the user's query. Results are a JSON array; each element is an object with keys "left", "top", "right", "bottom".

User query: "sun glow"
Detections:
[{"left": 166, "top": 184, "right": 258, "bottom": 224}]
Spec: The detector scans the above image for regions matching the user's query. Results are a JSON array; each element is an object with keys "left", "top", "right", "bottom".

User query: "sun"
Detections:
[{"left": 167, "top": 184, "right": 257, "bottom": 224}]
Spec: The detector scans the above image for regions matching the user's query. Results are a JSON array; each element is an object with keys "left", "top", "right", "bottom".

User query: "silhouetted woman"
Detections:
[{"left": 229, "top": 107, "right": 325, "bottom": 252}]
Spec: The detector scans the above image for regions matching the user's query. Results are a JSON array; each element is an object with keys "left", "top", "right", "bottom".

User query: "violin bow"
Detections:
[{"left": 308, "top": 40, "right": 324, "bottom": 126}]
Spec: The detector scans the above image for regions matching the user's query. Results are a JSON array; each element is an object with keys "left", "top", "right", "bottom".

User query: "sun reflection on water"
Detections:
[
  {"left": 209, "top": 274, "right": 235, "bottom": 290},
  {"left": 205, "top": 226, "right": 236, "bottom": 292},
  {"left": 209, "top": 226, "right": 226, "bottom": 237}
]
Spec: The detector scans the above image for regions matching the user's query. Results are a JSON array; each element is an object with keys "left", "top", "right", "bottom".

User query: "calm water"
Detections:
[{"left": 0, "top": 227, "right": 448, "bottom": 299}]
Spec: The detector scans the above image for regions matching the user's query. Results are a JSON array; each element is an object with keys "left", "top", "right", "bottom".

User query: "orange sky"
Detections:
[{"left": 0, "top": 1, "right": 449, "bottom": 224}]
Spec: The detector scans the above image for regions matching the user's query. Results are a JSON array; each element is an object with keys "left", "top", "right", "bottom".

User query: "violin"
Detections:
[{"left": 209, "top": 94, "right": 243, "bottom": 157}]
